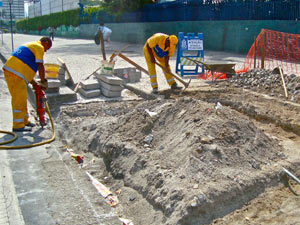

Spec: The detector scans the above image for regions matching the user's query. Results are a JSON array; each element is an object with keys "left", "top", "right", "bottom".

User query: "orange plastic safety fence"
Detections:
[
  {"left": 242, "top": 29, "right": 300, "bottom": 75},
  {"left": 198, "top": 71, "right": 227, "bottom": 80}
]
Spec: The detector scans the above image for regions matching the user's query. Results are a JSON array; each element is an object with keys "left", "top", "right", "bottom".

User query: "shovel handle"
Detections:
[
  {"left": 118, "top": 53, "right": 149, "bottom": 75},
  {"left": 154, "top": 62, "right": 189, "bottom": 88},
  {"left": 109, "top": 45, "right": 131, "bottom": 63}
]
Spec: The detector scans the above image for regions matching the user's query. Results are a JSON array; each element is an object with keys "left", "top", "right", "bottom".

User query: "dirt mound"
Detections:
[
  {"left": 231, "top": 68, "right": 300, "bottom": 103},
  {"left": 56, "top": 97, "right": 283, "bottom": 224}
]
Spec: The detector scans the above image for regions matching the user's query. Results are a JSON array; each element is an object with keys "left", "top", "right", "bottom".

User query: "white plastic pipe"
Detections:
[{"left": 283, "top": 167, "right": 300, "bottom": 185}]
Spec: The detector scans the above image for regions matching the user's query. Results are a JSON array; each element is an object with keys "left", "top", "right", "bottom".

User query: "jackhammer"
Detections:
[
  {"left": 33, "top": 83, "right": 47, "bottom": 127},
  {"left": 0, "top": 82, "right": 56, "bottom": 149}
]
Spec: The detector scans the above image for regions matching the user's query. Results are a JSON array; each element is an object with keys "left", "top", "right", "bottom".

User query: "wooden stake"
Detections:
[
  {"left": 74, "top": 45, "right": 130, "bottom": 93},
  {"left": 117, "top": 53, "right": 191, "bottom": 89},
  {"left": 109, "top": 44, "right": 130, "bottom": 63},
  {"left": 57, "top": 57, "right": 75, "bottom": 87},
  {"left": 254, "top": 36, "right": 257, "bottom": 69},
  {"left": 261, "top": 29, "right": 266, "bottom": 69},
  {"left": 118, "top": 53, "right": 149, "bottom": 74},
  {"left": 73, "top": 66, "right": 102, "bottom": 93},
  {"left": 99, "top": 30, "right": 106, "bottom": 61},
  {"left": 279, "top": 66, "right": 288, "bottom": 98}
]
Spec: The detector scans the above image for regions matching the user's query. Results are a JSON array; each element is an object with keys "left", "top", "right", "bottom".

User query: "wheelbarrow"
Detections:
[{"left": 182, "top": 57, "right": 236, "bottom": 80}]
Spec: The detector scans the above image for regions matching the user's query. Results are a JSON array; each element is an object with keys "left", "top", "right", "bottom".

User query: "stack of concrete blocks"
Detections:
[
  {"left": 114, "top": 67, "right": 142, "bottom": 83},
  {"left": 58, "top": 65, "right": 66, "bottom": 85},
  {"left": 42, "top": 64, "right": 77, "bottom": 105},
  {"left": 78, "top": 77, "right": 101, "bottom": 98},
  {"left": 94, "top": 71, "right": 123, "bottom": 98},
  {"left": 45, "top": 79, "right": 61, "bottom": 93}
]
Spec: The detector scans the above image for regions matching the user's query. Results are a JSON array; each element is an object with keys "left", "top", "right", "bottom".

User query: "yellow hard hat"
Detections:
[{"left": 169, "top": 35, "right": 178, "bottom": 45}]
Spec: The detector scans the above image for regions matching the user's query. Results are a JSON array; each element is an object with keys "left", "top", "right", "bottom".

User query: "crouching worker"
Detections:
[
  {"left": 143, "top": 33, "right": 182, "bottom": 94},
  {"left": 2, "top": 37, "right": 52, "bottom": 132}
]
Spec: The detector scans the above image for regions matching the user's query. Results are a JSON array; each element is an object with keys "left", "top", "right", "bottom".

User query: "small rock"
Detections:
[
  {"left": 89, "top": 124, "right": 97, "bottom": 131},
  {"left": 198, "top": 194, "right": 206, "bottom": 203},
  {"left": 190, "top": 197, "right": 198, "bottom": 207},
  {"left": 144, "top": 135, "right": 153, "bottom": 144},
  {"left": 179, "top": 175, "right": 186, "bottom": 179},
  {"left": 129, "top": 196, "right": 136, "bottom": 201}
]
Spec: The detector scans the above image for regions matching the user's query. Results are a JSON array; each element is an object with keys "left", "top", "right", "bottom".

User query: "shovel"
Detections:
[{"left": 117, "top": 53, "right": 191, "bottom": 90}]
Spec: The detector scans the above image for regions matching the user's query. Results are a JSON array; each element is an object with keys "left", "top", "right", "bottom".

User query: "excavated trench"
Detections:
[{"left": 54, "top": 85, "right": 300, "bottom": 225}]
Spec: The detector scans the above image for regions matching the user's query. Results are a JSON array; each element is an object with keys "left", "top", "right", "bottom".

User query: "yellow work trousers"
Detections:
[
  {"left": 4, "top": 70, "right": 29, "bottom": 129},
  {"left": 143, "top": 45, "right": 176, "bottom": 89}
]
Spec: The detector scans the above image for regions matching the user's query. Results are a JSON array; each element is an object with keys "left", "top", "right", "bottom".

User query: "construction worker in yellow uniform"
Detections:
[
  {"left": 144, "top": 33, "right": 182, "bottom": 94},
  {"left": 3, "top": 37, "right": 52, "bottom": 132}
]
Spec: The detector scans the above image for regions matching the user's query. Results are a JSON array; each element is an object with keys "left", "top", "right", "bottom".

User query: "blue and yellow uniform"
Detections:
[
  {"left": 3, "top": 41, "right": 45, "bottom": 129},
  {"left": 143, "top": 33, "right": 178, "bottom": 90}
]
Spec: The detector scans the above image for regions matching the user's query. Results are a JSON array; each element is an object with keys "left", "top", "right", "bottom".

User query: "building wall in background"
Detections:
[
  {"left": 28, "top": 0, "right": 79, "bottom": 18},
  {"left": 79, "top": 20, "right": 300, "bottom": 54},
  {"left": 23, "top": 19, "right": 300, "bottom": 54},
  {"left": 1, "top": 0, "right": 24, "bottom": 20}
]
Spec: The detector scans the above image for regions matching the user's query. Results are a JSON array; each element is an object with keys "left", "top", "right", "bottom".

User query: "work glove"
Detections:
[
  {"left": 39, "top": 79, "right": 48, "bottom": 90},
  {"left": 32, "top": 82, "right": 39, "bottom": 90},
  {"left": 151, "top": 57, "right": 156, "bottom": 64},
  {"left": 165, "top": 66, "right": 171, "bottom": 74}
]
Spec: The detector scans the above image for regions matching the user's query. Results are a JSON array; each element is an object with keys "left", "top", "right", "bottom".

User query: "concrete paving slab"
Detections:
[
  {"left": 80, "top": 79, "right": 100, "bottom": 90},
  {"left": 100, "top": 85, "right": 122, "bottom": 98},
  {"left": 46, "top": 86, "right": 77, "bottom": 106},
  {"left": 45, "top": 87, "right": 60, "bottom": 93},
  {"left": 78, "top": 88, "right": 101, "bottom": 98},
  {"left": 47, "top": 79, "right": 61, "bottom": 88},
  {"left": 95, "top": 73, "right": 123, "bottom": 86},
  {"left": 100, "top": 80, "right": 123, "bottom": 91}
]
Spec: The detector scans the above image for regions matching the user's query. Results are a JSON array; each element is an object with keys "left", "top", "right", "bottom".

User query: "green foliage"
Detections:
[
  {"left": 16, "top": 0, "right": 154, "bottom": 31},
  {"left": 100, "top": 0, "right": 153, "bottom": 13},
  {"left": 97, "top": 0, "right": 153, "bottom": 22},
  {"left": 16, "top": 9, "right": 80, "bottom": 31}
]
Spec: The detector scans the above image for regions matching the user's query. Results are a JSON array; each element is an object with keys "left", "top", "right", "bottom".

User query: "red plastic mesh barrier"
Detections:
[
  {"left": 198, "top": 72, "right": 227, "bottom": 80},
  {"left": 242, "top": 29, "right": 300, "bottom": 75}
]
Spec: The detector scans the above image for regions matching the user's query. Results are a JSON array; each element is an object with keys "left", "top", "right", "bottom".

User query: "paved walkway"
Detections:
[{"left": 0, "top": 69, "right": 25, "bottom": 225}]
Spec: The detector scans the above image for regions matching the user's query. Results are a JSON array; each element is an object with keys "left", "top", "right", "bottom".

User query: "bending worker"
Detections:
[
  {"left": 3, "top": 37, "right": 52, "bottom": 132},
  {"left": 144, "top": 33, "right": 182, "bottom": 94}
]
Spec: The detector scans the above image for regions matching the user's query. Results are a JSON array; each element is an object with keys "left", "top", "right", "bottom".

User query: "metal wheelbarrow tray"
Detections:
[
  {"left": 202, "top": 61, "right": 236, "bottom": 80},
  {"left": 182, "top": 57, "right": 236, "bottom": 80}
]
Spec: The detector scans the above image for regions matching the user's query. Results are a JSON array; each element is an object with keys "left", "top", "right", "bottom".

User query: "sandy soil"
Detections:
[{"left": 54, "top": 77, "right": 300, "bottom": 224}]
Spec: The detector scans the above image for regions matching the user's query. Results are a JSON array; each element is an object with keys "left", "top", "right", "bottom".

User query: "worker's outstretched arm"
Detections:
[
  {"left": 164, "top": 56, "right": 171, "bottom": 74},
  {"left": 37, "top": 63, "right": 46, "bottom": 82},
  {"left": 147, "top": 44, "right": 156, "bottom": 64},
  {"left": 37, "top": 63, "right": 48, "bottom": 89}
]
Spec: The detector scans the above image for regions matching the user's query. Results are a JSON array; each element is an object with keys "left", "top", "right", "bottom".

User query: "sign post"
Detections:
[
  {"left": 0, "top": 2, "right": 3, "bottom": 45},
  {"left": 9, "top": 0, "right": 14, "bottom": 51},
  {"left": 175, "top": 32, "right": 204, "bottom": 77}
]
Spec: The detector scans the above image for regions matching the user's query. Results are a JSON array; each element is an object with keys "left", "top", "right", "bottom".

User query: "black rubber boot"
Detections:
[
  {"left": 13, "top": 127, "right": 32, "bottom": 132},
  {"left": 171, "top": 83, "right": 182, "bottom": 90},
  {"left": 25, "top": 122, "right": 36, "bottom": 127},
  {"left": 152, "top": 88, "right": 158, "bottom": 94}
]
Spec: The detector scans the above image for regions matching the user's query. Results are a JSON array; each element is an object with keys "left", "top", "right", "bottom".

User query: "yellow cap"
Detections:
[{"left": 169, "top": 35, "right": 178, "bottom": 45}]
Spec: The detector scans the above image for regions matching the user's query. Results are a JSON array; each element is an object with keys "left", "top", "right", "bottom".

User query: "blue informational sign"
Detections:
[
  {"left": 0, "top": 2, "right": 2, "bottom": 7},
  {"left": 175, "top": 32, "right": 205, "bottom": 77}
]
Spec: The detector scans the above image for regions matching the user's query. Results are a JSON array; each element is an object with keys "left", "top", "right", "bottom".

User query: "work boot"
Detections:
[
  {"left": 152, "top": 88, "right": 158, "bottom": 94},
  {"left": 171, "top": 82, "right": 182, "bottom": 91},
  {"left": 13, "top": 127, "right": 32, "bottom": 132},
  {"left": 25, "top": 121, "right": 36, "bottom": 127}
]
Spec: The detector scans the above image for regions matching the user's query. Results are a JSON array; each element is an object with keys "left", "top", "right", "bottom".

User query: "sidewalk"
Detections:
[{"left": 0, "top": 69, "right": 25, "bottom": 225}]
